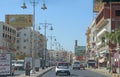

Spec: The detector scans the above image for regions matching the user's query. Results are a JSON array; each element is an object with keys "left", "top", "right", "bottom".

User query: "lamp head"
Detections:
[
  {"left": 41, "top": 3, "right": 47, "bottom": 10},
  {"left": 21, "top": 3, "right": 27, "bottom": 9},
  {"left": 50, "top": 26, "right": 53, "bottom": 31}
]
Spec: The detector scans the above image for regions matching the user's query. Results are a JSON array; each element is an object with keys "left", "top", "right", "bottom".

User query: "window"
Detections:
[
  {"left": 3, "top": 33, "right": 4, "bottom": 38},
  {"left": 24, "top": 33, "right": 26, "bottom": 36},
  {"left": 17, "top": 33, "right": 20, "bottom": 37},
  {"left": 115, "top": 10, "right": 120, "bottom": 16},
  {"left": 17, "top": 40, "right": 19, "bottom": 43},
  {"left": 24, "top": 40, "right": 26, "bottom": 42},
  {"left": 23, "top": 46, "right": 26, "bottom": 49},
  {"left": 17, "top": 46, "right": 19, "bottom": 50}
]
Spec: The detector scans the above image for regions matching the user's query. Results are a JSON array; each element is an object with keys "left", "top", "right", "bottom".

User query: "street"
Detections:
[{"left": 41, "top": 68, "right": 112, "bottom": 77}]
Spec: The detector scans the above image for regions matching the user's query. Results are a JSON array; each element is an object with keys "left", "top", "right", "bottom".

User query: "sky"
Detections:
[{"left": 0, "top": 0, "right": 94, "bottom": 52}]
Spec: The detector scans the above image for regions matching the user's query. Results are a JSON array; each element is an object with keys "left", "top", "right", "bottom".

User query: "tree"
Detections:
[
  {"left": 103, "top": 29, "right": 120, "bottom": 48},
  {"left": 114, "top": 29, "right": 120, "bottom": 46}
]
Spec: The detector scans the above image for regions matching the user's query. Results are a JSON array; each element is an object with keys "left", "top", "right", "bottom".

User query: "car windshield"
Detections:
[
  {"left": 58, "top": 63, "right": 68, "bottom": 66},
  {"left": 16, "top": 62, "right": 23, "bottom": 64},
  {"left": 74, "top": 62, "right": 80, "bottom": 64}
]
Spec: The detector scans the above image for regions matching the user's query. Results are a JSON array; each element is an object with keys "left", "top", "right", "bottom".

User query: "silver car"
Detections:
[{"left": 55, "top": 62, "right": 70, "bottom": 76}]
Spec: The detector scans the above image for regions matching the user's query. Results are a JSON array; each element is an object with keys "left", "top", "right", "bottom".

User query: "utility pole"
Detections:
[
  {"left": 21, "top": 0, "right": 47, "bottom": 73},
  {"left": 39, "top": 22, "right": 52, "bottom": 69},
  {"left": 48, "top": 26, "right": 56, "bottom": 50}
]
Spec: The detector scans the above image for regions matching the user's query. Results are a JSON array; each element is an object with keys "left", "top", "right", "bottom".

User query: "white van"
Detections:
[{"left": 14, "top": 60, "right": 24, "bottom": 70}]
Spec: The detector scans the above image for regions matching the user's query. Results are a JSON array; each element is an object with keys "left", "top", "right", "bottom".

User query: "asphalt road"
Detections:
[{"left": 41, "top": 68, "right": 112, "bottom": 77}]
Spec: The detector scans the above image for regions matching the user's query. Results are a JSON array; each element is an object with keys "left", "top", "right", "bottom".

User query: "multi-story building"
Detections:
[
  {"left": 86, "top": 2, "right": 120, "bottom": 69},
  {"left": 49, "top": 50, "right": 73, "bottom": 64},
  {"left": 16, "top": 27, "right": 45, "bottom": 59},
  {"left": 0, "top": 21, "right": 16, "bottom": 59},
  {"left": 96, "top": 2, "right": 120, "bottom": 67},
  {"left": 16, "top": 27, "right": 32, "bottom": 57}
]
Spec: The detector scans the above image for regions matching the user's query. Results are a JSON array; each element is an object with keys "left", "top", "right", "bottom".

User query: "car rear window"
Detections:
[{"left": 58, "top": 63, "right": 68, "bottom": 66}]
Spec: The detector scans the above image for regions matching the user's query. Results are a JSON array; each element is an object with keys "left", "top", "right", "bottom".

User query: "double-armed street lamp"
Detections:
[
  {"left": 48, "top": 26, "right": 56, "bottom": 50},
  {"left": 21, "top": 0, "right": 47, "bottom": 73},
  {"left": 39, "top": 22, "right": 52, "bottom": 69}
]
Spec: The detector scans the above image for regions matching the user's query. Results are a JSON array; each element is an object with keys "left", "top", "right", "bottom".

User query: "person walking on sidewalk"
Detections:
[{"left": 25, "top": 61, "right": 31, "bottom": 76}]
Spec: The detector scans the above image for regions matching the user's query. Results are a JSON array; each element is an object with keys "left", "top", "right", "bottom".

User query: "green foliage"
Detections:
[
  {"left": 115, "top": 29, "right": 120, "bottom": 44},
  {"left": 103, "top": 29, "right": 120, "bottom": 45}
]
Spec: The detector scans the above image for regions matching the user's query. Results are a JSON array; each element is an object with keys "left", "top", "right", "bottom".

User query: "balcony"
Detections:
[
  {"left": 96, "top": 28, "right": 107, "bottom": 38},
  {"left": 95, "top": 4, "right": 110, "bottom": 28}
]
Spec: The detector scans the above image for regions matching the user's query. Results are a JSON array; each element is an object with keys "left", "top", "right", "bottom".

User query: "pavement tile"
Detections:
[
  {"left": 15, "top": 67, "right": 54, "bottom": 77},
  {"left": 87, "top": 68, "right": 120, "bottom": 77}
]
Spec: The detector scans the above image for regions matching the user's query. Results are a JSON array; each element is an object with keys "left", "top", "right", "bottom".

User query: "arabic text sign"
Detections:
[{"left": 0, "top": 53, "right": 11, "bottom": 75}]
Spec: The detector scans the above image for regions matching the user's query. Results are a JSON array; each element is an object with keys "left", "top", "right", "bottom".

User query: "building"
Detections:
[
  {"left": 74, "top": 40, "right": 86, "bottom": 61},
  {"left": 86, "top": 2, "right": 120, "bottom": 69},
  {"left": 0, "top": 21, "right": 16, "bottom": 59},
  {"left": 16, "top": 27, "right": 45, "bottom": 59}
]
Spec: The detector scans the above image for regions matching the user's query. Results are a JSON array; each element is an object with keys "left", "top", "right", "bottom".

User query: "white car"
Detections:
[
  {"left": 55, "top": 62, "right": 70, "bottom": 76},
  {"left": 72, "top": 60, "right": 80, "bottom": 70}
]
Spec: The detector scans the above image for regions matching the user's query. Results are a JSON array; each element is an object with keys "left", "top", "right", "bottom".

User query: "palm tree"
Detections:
[
  {"left": 103, "top": 29, "right": 120, "bottom": 49},
  {"left": 102, "top": 31, "right": 111, "bottom": 45},
  {"left": 114, "top": 29, "right": 120, "bottom": 46}
]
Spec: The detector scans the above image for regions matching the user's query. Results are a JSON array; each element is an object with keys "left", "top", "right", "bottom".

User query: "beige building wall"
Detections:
[{"left": 0, "top": 21, "right": 16, "bottom": 59}]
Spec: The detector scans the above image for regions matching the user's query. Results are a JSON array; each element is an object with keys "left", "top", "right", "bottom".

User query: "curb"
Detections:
[
  {"left": 88, "top": 68, "right": 120, "bottom": 77},
  {"left": 37, "top": 67, "right": 55, "bottom": 77}
]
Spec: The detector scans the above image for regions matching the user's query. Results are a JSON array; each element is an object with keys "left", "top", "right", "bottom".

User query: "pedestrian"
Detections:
[
  {"left": 11, "top": 66, "right": 14, "bottom": 76},
  {"left": 25, "top": 61, "right": 31, "bottom": 76}
]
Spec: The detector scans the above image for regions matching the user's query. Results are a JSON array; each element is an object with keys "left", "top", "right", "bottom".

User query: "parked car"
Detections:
[
  {"left": 72, "top": 60, "right": 81, "bottom": 70},
  {"left": 12, "top": 60, "right": 24, "bottom": 70},
  {"left": 55, "top": 62, "right": 70, "bottom": 76},
  {"left": 80, "top": 63, "right": 86, "bottom": 70}
]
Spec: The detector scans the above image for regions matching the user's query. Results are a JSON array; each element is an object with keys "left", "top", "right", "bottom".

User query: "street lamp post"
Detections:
[
  {"left": 21, "top": 0, "right": 47, "bottom": 73},
  {"left": 39, "top": 22, "right": 52, "bottom": 69},
  {"left": 49, "top": 26, "right": 55, "bottom": 50}
]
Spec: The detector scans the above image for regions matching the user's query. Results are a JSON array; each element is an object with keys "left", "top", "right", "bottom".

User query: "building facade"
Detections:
[
  {"left": 0, "top": 21, "right": 16, "bottom": 59},
  {"left": 86, "top": 2, "right": 120, "bottom": 69},
  {"left": 16, "top": 27, "right": 45, "bottom": 59}
]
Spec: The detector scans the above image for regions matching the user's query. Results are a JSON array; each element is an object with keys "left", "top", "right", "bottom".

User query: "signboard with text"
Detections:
[
  {"left": 24, "top": 57, "right": 32, "bottom": 69},
  {"left": 0, "top": 53, "right": 11, "bottom": 75},
  {"left": 5, "top": 14, "right": 33, "bottom": 28},
  {"left": 93, "top": 0, "right": 103, "bottom": 13},
  {"left": 35, "top": 59, "right": 40, "bottom": 67}
]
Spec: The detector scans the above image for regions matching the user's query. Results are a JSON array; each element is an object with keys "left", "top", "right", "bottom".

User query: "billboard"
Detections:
[
  {"left": 93, "top": 0, "right": 103, "bottom": 13},
  {"left": 0, "top": 53, "right": 11, "bottom": 75},
  {"left": 75, "top": 46, "right": 86, "bottom": 56},
  {"left": 5, "top": 14, "right": 33, "bottom": 28},
  {"left": 24, "top": 57, "right": 32, "bottom": 69}
]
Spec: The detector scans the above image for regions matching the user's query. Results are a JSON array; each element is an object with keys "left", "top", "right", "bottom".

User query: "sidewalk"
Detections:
[
  {"left": 15, "top": 67, "right": 54, "bottom": 77},
  {"left": 88, "top": 67, "right": 120, "bottom": 77}
]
